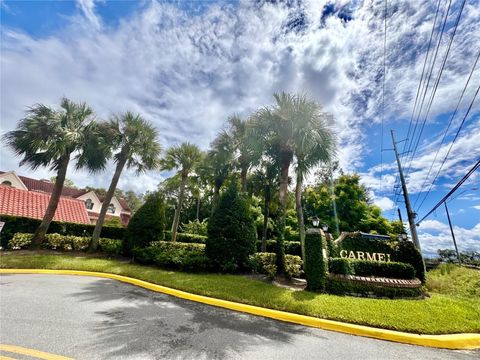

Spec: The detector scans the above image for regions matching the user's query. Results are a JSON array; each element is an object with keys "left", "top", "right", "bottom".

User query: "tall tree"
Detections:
[
  {"left": 161, "top": 142, "right": 203, "bottom": 242},
  {"left": 249, "top": 92, "right": 336, "bottom": 272},
  {"left": 3, "top": 98, "right": 108, "bottom": 248},
  {"left": 88, "top": 112, "right": 161, "bottom": 251},
  {"left": 228, "top": 115, "right": 255, "bottom": 192}
]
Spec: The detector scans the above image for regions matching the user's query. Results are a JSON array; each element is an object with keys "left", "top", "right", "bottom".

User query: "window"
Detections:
[
  {"left": 1, "top": 180, "right": 12, "bottom": 186},
  {"left": 85, "top": 199, "right": 94, "bottom": 210},
  {"left": 107, "top": 203, "right": 116, "bottom": 214}
]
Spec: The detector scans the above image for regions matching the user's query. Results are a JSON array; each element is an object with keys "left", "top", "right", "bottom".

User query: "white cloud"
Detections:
[
  {"left": 1, "top": 0, "right": 479, "bottom": 195},
  {"left": 417, "top": 219, "right": 480, "bottom": 256},
  {"left": 473, "top": 205, "right": 480, "bottom": 210},
  {"left": 373, "top": 196, "right": 396, "bottom": 212}
]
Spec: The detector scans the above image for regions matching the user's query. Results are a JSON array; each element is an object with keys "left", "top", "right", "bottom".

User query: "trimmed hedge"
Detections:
[
  {"left": 337, "top": 234, "right": 425, "bottom": 283},
  {"left": 175, "top": 233, "right": 207, "bottom": 244},
  {"left": 8, "top": 232, "right": 121, "bottom": 255},
  {"left": 352, "top": 260, "right": 415, "bottom": 279},
  {"left": 304, "top": 231, "right": 327, "bottom": 291},
  {"left": 328, "top": 258, "right": 415, "bottom": 280},
  {"left": 329, "top": 258, "right": 354, "bottom": 275},
  {"left": 133, "top": 241, "right": 208, "bottom": 272},
  {"left": 248, "top": 252, "right": 303, "bottom": 279},
  {"left": 255, "top": 240, "right": 301, "bottom": 256},
  {"left": 0, "top": 214, "right": 125, "bottom": 248},
  {"left": 326, "top": 277, "right": 422, "bottom": 298}
]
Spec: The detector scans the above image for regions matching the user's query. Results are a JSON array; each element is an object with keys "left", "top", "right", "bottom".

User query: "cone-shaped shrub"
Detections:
[
  {"left": 206, "top": 184, "right": 257, "bottom": 272},
  {"left": 123, "top": 192, "right": 165, "bottom": 256}
]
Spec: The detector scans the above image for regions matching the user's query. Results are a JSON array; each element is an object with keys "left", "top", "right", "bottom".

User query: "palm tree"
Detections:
[
  {"left": 161, "top": 142, "right": 203, "bottom": 242},
  {"left": 249, "top": 92, "right": 336, "bottom": 272},
  {"left": 199, "top": 131, "right": 234, "bottom": 211},
  {"left": 228, "top": 115, "right": 255, "bottom": 192},
  {"left": 3, "top": 98, "right": 108, "bottom": 248},
  {"left": 88, "top": 112, "right": 161, "bottom": 252}
]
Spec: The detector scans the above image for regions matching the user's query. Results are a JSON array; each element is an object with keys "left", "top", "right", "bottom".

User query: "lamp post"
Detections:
[
  {"left": 398, "top": 232, "right": 407, "bottom": 241},
  {"left": 322, "top": 224, "right": 328, "bottom": 233},
  {"left": 311, "top": 216, "right": 320, "bottom": 228}
]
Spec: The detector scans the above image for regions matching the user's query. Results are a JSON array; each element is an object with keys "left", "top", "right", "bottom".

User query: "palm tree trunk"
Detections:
[
  {"left": 89, "top": 154, "right": 127, "bottom": 252},
  {"left": 276, "top": 154, "right": 291, "bottom": 274},
  {"left": 261, "top": 184, "right": 270, "bottom": 252},
  {"left": 172, "top": 172, "right": 187, "bottom": 242},
  {"left": 211, "top": 180, "right": 221, "bottom": 215},
  {"left": 31, "top": 154, "right": 70, "bottom": 248},
  {"left": 240, "top": 166, "right": 248, "bottom": 192},
  {"left": 295, "top": 171, "right": 306, "bottom": 261}
]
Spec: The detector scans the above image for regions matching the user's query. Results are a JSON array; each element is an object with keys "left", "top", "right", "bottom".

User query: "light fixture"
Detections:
[
  {"left": 322, "top": 224, "right": 328, "bottom": 232},
  {"left": 401, "top": 233, "right": 408, "bottom": 241},
  {"left": 311, "top": 216, "right": 320, "bottom": 228}
]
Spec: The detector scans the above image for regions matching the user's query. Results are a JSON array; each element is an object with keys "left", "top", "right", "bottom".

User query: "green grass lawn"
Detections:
[{"left": 1, "top": 252, "right": 479, "bottom": 335}]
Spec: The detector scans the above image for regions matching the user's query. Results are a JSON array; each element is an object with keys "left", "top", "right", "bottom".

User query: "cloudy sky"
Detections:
[{"left": 1, "top": 0, "right": 479, "bottom": 256}]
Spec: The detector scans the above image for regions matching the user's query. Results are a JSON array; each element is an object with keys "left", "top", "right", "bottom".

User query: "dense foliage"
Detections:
[
  {"left": 255, "top": 240, "right": 301, "bottom": 256},
  {"left": 206, "top": 185, "right": 257, "bottom": 272},
  {"left": 304, "top": 231, "right": 327, "bottom": 291},
  {"left": 9, "top": 232, "right": 121, "bottom": 254},
  {"left": 123, "top": 192, "right": 165, "bottom": 256},
  {"left": 248, "top": 253, "right": 303, "bottom": 279},
  {"left": 0, "top": 215, "right": 125, "bottom": 248},
  {"left": 328, "top": 258, "right": 354, "bottom": 275},
  {"left": 133, "top": 241, "right": 208, "bottom": 272}
]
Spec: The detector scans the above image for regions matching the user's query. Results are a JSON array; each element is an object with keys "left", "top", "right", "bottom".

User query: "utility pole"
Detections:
[
  {"left": 397, "top": 207, "right": 403, "bottom": 224},
  {"left": 390, "top": 130, "right": 422, "bottom": 252},
  {"left": 444, "top": 202, "right": 461, "bottom": 263}
]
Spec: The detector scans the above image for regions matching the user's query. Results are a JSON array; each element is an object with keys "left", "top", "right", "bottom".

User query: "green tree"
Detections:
[
  {"left": 50, "top": 177, "right": 77, "bottom": 188},
  {"left": 123, "top": 192, "right": 165, "bottom": 256},
  {"left": 206, "top": 184, "right": 256, "bottom": 272},
  {"left": 161, "top": 142, "right": 203, "bottom": 242},
  {"left": 249, "top": 92, "right": 336, "bottom": 272},
  {"left": 3, "top": 98, "right": 108, "bottom": 248},
  {"left": 89, "top": 112, "right": 161, "bottom": 251}
]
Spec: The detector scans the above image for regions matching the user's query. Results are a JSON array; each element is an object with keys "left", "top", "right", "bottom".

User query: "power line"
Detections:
[
  {"left": 412, "top": 49, "right": 480, "bottom": 209},
  {"left": 405, "top": 0, "right": 465, "bottom": 180},
  {"left": 380, "top": 0, "right": 387, "bottom": 175},
  {"left": 416, "top": 159, "right": 480, "bottom": 225},
  {"left": 415, "top": 82, "right": 480, "bottom": 213}
]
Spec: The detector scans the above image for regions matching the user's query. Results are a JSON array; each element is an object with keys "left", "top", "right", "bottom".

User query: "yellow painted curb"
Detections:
[
  {"left": 1, "top": 269, "right": 479, "bottom": 350},
  {"left": 0, "top": 344, "right": 73, "bottom": 360}
]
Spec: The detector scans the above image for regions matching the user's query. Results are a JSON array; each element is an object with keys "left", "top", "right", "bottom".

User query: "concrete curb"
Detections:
[{"left": 1, "top": 268, "right": 479, "bottom": 350}]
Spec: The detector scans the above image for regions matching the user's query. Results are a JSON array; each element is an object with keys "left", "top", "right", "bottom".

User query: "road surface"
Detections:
[{"left": 0, "top": 274, "right": 478, "bottom": 359}]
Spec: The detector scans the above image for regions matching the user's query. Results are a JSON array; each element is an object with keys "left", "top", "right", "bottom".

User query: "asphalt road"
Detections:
[{"left": 0, "top": 274, "right": 478, "bottom": 360}]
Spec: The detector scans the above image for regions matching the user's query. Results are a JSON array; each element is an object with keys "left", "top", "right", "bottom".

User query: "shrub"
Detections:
[
  {"left": 326, "top": 277, "right": 421, "bottom": 298},
  {"left": 181, "top": 219, "right": 208, "bottom": 236},
  {"left": 123, "top": 192, "right": 165, "bottom": 256},
  {"left": 0, "top": 214, "right": 125, "bottom": 248},
  {"left": 352, "top": 260, "right": 415, "bottom": 279},
  {"left": 329, "top": 258, "right": 354, "bottom": 275},
  {"left": 248, "top": 253, "right": 277, "bottom": 279},
  {"left": 133, "top": 241, "right": 208, "bottom": 272},
  {"left": 9, "top": 232, "right": 118, "bottom": 253},
  {"left": 206, "top": 185, "right": 257, "bottom": 272},
  {"left": 98, "top": 238, "right": 123, "bottom": 255},
  {"left": 255, "top": 240, "right": 301, "bottom": 256},
  {"left": 248, "top": 252, "right": 303, "bottom": 279},
  {"left": 175, "top": 233, "right": 207, "bottom": 244},
  {"left": 391, "top": 241, "right": 426, "bottom": 282},
  {"left": 304, "top": 231, "right": 327, "bottom": 291}
]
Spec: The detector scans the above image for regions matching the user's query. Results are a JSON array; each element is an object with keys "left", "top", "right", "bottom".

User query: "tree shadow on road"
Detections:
[{"left": 70, "top": 278, "right": 324, "bottom": 359}]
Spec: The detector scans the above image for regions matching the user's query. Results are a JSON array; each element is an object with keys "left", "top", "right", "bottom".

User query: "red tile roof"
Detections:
[
  {"left": 0, "top": 186, "right": 90, "bottom": 224},
  {"left": 17, "top": 175, "right": 87, "bottom": 198}
]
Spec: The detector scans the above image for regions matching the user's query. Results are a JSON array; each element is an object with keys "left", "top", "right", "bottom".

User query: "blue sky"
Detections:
[{"left": 1, "top": 0, "right": 479, "bottom": 256}]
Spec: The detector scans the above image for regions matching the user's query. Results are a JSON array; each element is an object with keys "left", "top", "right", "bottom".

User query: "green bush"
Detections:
[
  {"left": 175, "top": 233, "right": 207, "bottom": 244},
  {"left": 181, "top": 219, "right": 208, "bottom": 236},
  {"left": 98, "top": 238, "right": 123, "bottom": 255},
  {"left": 391, "top": 241, "right": 426, "bottom": 282},
  {"left": 304, "top": 231, "right": 327, "bottom": 291},
  {"left": 0, "top": 214, "right": 125, "bottom": 248},
  {"left": 9, "top": 232, "right": 118, "bottom": 253},
  {"left": 329, "top": 258, "right": 354, "bottom": 275},
  {"left": 352, "top": 260, "right": 415, "bottom": 279},
  {"left": 326, "top": 277, "right": 421, "bottom": 298},
  {"left": 133, "top": 241, "right": 208, "bottom": 272},
  {"left": 248, "top": 252, "right": 302, "bottom": 279},
  {"left": 255, "top": 240, "right": 301, "bottom": 256},
  {"left": 206, "top": 185, "right": 257, "bottom": 272},
  {"left": 123, "top": 192, "right": 166, "bottom": 256}
]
